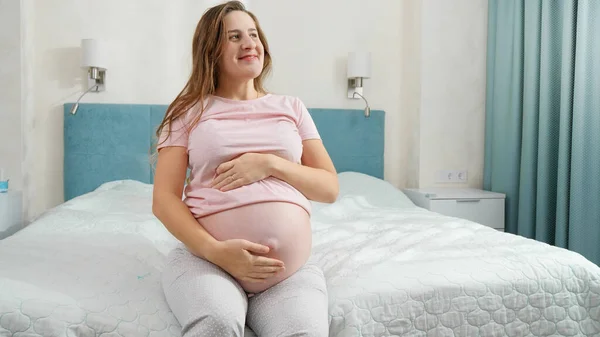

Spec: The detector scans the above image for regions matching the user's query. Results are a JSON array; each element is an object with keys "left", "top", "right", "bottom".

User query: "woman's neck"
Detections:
[{"left": 214, "top": 79, "right": 261, "bottom": 101}]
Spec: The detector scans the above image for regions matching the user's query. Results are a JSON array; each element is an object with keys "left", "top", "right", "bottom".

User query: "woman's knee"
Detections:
[
  {"left": 161, "top": 246, "right": 249, "bottom": 337},
  {"left": 182, "top": 312, "right": 245, "bottom": 337}
]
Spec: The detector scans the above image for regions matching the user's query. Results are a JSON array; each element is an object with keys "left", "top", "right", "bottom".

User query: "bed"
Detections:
[{"left": 0, "top": 104, "right": 598, "bottom": 337}]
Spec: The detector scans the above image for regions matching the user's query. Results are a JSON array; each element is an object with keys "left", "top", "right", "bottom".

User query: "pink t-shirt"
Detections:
[{"left": 157, "top": 93, "right": 321, "bottom": 218}]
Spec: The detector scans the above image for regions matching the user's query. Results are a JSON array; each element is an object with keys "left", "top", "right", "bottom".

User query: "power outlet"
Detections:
[{"left": 435, "top": 170, "right": 468, "bottom": 183}]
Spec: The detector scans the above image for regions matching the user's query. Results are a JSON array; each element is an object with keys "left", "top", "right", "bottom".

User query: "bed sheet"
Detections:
[
  {"left": 1, "top": 174, "right": 599, "bottom": 337},
  {"left": 0, "top": 180, "right": 183, "bottom": 337},
  {"left": 311, "top": 186, "right": 600, "bottom": 336}
]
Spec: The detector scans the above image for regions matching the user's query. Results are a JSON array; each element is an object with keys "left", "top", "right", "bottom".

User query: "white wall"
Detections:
[
  {"left": 0, "top": 0, "right": 23, "bottom": 192},
  {"left": 10, "top": 0, "right": 488, "bottom": 220},
  {"left": 419, "top": 0, "right": 488, "bottom": 188},
  {"left": 401, "top": 0, "right": 423, "bottom": 189}
]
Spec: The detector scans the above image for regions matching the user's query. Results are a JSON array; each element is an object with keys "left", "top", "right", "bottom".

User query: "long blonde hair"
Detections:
[{"left": 155, "top": 1, "right": 272, "bottom": 147}]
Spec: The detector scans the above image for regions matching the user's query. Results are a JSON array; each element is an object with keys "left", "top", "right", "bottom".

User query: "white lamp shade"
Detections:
[
  {"left": 347, "top": 51, "right": 371, "bottom": 78},
  {"left": 81, "top": 39, "right": 106, "bottom": 69}
]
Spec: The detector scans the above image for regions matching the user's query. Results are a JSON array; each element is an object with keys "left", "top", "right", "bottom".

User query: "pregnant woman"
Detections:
[{"left": 152, "top": 1, "right": 338, "bottom": 336}]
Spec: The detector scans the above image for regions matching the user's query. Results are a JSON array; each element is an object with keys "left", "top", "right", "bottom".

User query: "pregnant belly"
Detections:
[{"left": 199, "top": 202, "right": 312, "bottom": 293}]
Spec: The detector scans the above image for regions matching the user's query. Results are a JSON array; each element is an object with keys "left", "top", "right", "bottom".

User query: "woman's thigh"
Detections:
[
  {"left": 161, "top": 245, "right": 249, "bottom": 337},
  {"left": 246, "top": 263, "right": 329, "bottom": 337}
]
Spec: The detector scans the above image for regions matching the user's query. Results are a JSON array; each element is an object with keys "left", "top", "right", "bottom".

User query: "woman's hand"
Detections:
[
  {"left": 208, "top": 239, "right": 285, "bottom": 283},
  {"left": 211, "top": 153, "right": 273, "bottom": 191}
]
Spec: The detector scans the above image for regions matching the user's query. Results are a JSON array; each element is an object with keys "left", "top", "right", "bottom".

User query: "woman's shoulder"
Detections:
[
  {"left": 265, "top": 92, "right": 301, "bottom": 101},
  {"left": 263, "top": 93, "right": 307, "bottom": 111},
  {"left": 180, "top": 97, "right": 215, "bottom": 121}
]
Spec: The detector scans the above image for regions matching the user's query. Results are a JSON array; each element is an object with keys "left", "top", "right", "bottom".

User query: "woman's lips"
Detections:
[{"left": 239, "top": 55, "right": 257, "bottom": 61}]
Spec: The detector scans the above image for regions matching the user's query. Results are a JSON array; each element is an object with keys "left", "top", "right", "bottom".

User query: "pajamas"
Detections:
[{"left": 162, "top": 245, "right": 329, "bottom": 337}]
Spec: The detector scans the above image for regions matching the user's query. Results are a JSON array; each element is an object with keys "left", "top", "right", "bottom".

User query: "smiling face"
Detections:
[{"left": 218, "top": 10, "right": 265, "bottom": 83}]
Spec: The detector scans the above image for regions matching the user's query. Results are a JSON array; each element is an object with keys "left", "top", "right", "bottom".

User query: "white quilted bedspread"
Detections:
[
  {"left": 311, "top": 197, "right": 600, "bottom": 336},
  {"left": 1, "top": 176, "right": 599, "bottom": 337},
  {"left": 0, "top": 181, "right": 182, "bottom": 337}
]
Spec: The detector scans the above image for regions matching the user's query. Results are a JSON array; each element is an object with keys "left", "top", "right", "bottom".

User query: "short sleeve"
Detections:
[
  {"left": 295, "top": 98, "right": 321, "bottom": 141},
  {"left": 156, "top": 115, "right": 189, "bottom": 151}
]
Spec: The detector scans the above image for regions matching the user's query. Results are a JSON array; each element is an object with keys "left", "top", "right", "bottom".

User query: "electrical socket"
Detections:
[{"left": 435, "top": 170, "right": 468, "bottom": 183}]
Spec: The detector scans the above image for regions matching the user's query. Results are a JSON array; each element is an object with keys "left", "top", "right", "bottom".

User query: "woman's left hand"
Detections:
[{"left": 211, "top": 153, "right": 274, "bottom": 191}]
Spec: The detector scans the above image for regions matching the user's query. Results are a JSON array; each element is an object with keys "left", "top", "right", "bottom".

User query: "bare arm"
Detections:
[
  {"left": 268, "top": 139, "right": 339, "bottom": 203},
  {"left": 152, "top": 146, "right": 220, "bottom": 260}
]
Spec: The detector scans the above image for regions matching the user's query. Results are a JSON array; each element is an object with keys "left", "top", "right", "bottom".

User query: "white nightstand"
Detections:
[
  {"left": 403, "top": 188, "right": 506, "bottom": 231},
  {"left": 0, "top": 190, "right": 23, "bottom": 239}
]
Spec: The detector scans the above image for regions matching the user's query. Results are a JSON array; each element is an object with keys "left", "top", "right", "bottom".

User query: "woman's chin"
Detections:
[{"left": 235, "top": 66, "right": 263, "bottom": 79}]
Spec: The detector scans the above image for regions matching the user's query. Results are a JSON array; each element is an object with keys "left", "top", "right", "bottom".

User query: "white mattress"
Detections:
[{"left": 1, "top": 173, "right": 599, "bottom": 337}]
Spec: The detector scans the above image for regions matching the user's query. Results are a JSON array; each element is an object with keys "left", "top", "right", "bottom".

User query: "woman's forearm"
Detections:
[
  {"left": 152, "top": 193, "right": 220, "bottom": 261},
  {"left": 267, "top": 154, "right": 339, "bottom": 203}
]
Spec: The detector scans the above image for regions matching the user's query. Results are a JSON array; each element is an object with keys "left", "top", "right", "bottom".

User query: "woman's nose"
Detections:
[{"left": 241, "top": 35, "right": 256, "bottom": 49}]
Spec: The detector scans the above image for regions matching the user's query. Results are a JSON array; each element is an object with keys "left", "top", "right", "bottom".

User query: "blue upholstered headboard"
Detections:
[{"left": 63, "top": 103, "right": 385, "bottom": 201}]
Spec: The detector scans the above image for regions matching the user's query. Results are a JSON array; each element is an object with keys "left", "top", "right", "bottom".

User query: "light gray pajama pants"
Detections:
[{"left": 162, "top": 245, "right": 329, "bottom": 337}]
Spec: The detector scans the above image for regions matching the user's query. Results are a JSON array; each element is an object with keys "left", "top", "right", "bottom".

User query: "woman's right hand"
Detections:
[{"left": 208, "top": 239, "right": 285, "bottom": 283}]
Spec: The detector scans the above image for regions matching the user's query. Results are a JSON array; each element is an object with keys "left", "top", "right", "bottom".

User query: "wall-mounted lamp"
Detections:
[
  {"left": 347, "top": 51, "right": 371, "bottom": 117},
  {"left": 70, "top": 39, "right": 107, "bottom": 115}
]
